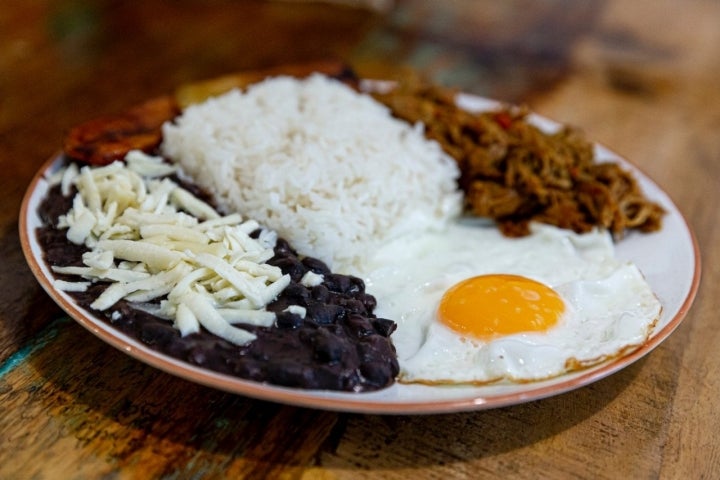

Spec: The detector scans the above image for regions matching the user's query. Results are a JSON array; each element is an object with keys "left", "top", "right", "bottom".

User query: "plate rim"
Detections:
[{"left": 19, "top": 100, "right": 701, "bottom": 415}]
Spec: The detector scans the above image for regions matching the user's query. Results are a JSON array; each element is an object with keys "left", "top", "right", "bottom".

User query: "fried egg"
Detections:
[{"left": 358, "top": 220, "right": 661, "bottom": 384}]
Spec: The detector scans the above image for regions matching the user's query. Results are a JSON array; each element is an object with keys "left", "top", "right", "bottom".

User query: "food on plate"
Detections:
[
  {"left": 360, "top": 221, "right": 660, "bottom": 384},
  {"left": 63, "top": 96, "right": 180, "bottom": 166},
  {"left": 63, "top": 60, "right": 353, "bottom": 167},
  {"left": 162, "top": 74, "right": 461, "bottom": 271},
  {"left": 37, "top": 152, "right": 398, "bottom": 391},
  {"left": 162, "top": 72, "right": 661, "bottom": 385},
  {"left": 371, "top": 81, "right": 666, "bottom": 238},
  {"left": 40, "top": 63, "right": 665, "bottom": 392}
]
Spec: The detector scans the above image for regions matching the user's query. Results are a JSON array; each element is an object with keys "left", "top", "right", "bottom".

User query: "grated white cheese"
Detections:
[
  {"left": 283, "top": 305, "right": 307, "bottom": 319},
  {"left": 175, "top": 302, "right": 200, "bottom": 336},
  {"left": 54, "top": 279, "right": 90, "bottom": 292},
  {"left": 54, "top": 152, "right": 290, "bottom": 346},
  {"left": 300, "top": 271, "right": 324, "bottom": 288}
]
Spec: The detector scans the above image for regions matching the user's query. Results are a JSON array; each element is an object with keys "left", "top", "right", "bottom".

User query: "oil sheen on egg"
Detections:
[{"left": 359, "top": 220, "right": 661, "bottom": 384}]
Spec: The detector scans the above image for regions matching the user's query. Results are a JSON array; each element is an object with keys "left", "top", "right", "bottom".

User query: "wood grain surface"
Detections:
[{"left": 1, "top": 1, "right": 717, "bottom": 478}]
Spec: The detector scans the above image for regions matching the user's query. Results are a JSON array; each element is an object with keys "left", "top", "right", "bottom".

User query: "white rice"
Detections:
[{"left": 161, "top": 74, "right": 462, "bottom": 271}]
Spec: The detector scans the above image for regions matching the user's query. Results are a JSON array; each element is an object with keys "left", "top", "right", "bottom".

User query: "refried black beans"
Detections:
[{"left": 36, "top": 164, "right": 399, "bottom": 392}]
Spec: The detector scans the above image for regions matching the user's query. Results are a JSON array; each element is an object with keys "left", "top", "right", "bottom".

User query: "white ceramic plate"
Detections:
[{"left": 20, "top": 95, "right": 700, "bottom": 414}]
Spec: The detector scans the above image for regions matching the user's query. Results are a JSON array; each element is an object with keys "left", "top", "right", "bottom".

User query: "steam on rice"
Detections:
[{"left": 161, "top": 74, "right": 462, "bottom": 271}]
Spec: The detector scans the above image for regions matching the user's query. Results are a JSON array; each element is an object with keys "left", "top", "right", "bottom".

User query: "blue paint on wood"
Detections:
[{"left": 0, "top": 317, "right": 70, "bottom": 378}]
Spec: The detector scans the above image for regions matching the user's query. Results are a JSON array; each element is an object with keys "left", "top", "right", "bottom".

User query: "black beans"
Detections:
[
  {"left": 337, "top": 298, "right": 369, "bottom": 315},
  {"left": 323, "top": 273, "right": 364, "bottom": 294},
  {"left": 255, "top": 238, "right": 399, "bottom": 390},
  {"left": 273, "top": 238, "right": 297, "bottom": 257},
  {"left": 301, "top": 257, "right": 331, "bottom": 275},
  {"left": 346, "top": 314, "right": 375, "bottom": 338},
  {"left": 37, "top": 177, "right": 400, "bottom": 392},
  {"left": 372, "top": 318, "right": 397, "bottom": 337},
  {"left": 267, "top": 256, "right": 306, "bottom": 281},
  {"left": 361, "top": 360, "right": 398, "bottom": 386},
  {"left": 307, "top": 302, "right": 345, "bottom": 325},
  {"left": 280, "top": 282, "right": 311, "bottom": 304},
  {"left": 265, "top": 361, "right": 314, "bottom": 388},
  {"left": 311, "top": 284, "right": 330, "bottom": 302},
  {"left": 139, "top": 321, "right": 177, "bottom": 346},
  {"left": 312, "top": 329, "right": 345, "bottom": 363},
  {"left": 232, "top": 360, "right": 264, "bottom": 381},
  {"left": 275, "top": 310, "right": 304, "bottom": 329},
  {"left": 359, "top": 293, "right": 377, "bottom": 313}
]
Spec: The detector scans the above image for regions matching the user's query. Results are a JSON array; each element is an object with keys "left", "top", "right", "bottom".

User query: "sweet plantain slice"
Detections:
[
  {"left": 63, "top": 60, "right": 356, "bottom": 166},
  {"left": 63, "top": 95, "right": 180, "bottom": 166}
]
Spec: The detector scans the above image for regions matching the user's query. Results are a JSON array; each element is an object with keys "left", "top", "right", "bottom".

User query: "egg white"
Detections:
[{"left": 358, "top": 220, "right": 661, "bottom": 384}]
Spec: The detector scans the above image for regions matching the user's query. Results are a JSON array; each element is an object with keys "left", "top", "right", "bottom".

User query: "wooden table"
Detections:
[{"left": 1, "top": 1, "right": 717, "bottom": 478}]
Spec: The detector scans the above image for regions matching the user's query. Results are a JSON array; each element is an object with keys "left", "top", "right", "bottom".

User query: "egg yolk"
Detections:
[{"left": 438, "top": 274, "right": 565, "bottom": 340}]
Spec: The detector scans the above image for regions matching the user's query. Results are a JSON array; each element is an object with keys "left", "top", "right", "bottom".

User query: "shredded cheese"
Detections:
[
  {"left": 54, "top": 279, "right": 90, "bottom": 292},
  {"left": 54, "top": 151, "right": 290, "bottom": 346},
  {"left": 284, "top": 305, "right": 307, "bottom": 319},
  {"left": 300, "top": 271, "right": 324, "bottom": 287}
]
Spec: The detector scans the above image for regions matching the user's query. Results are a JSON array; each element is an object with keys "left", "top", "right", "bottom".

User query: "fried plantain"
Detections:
[
  {"left": 63, "top": 95, "right": 179, "bottom": 166},
  {"left": 63, "top": 60, "right": 356, "bottom": 166}
]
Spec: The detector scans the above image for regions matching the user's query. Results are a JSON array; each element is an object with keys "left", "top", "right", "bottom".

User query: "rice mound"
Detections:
[{"left": 162, "top": 74, "right": 462, "bottom": 271}]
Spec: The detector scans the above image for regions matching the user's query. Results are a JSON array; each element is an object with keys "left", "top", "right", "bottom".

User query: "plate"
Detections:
[{"left": 19, "top": 95, "right": 700, "bottom": 414}]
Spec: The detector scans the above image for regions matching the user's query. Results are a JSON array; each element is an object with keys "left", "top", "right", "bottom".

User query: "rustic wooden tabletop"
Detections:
[{"left": 1, "top": 1, "right": 717, "bottom": 478}]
